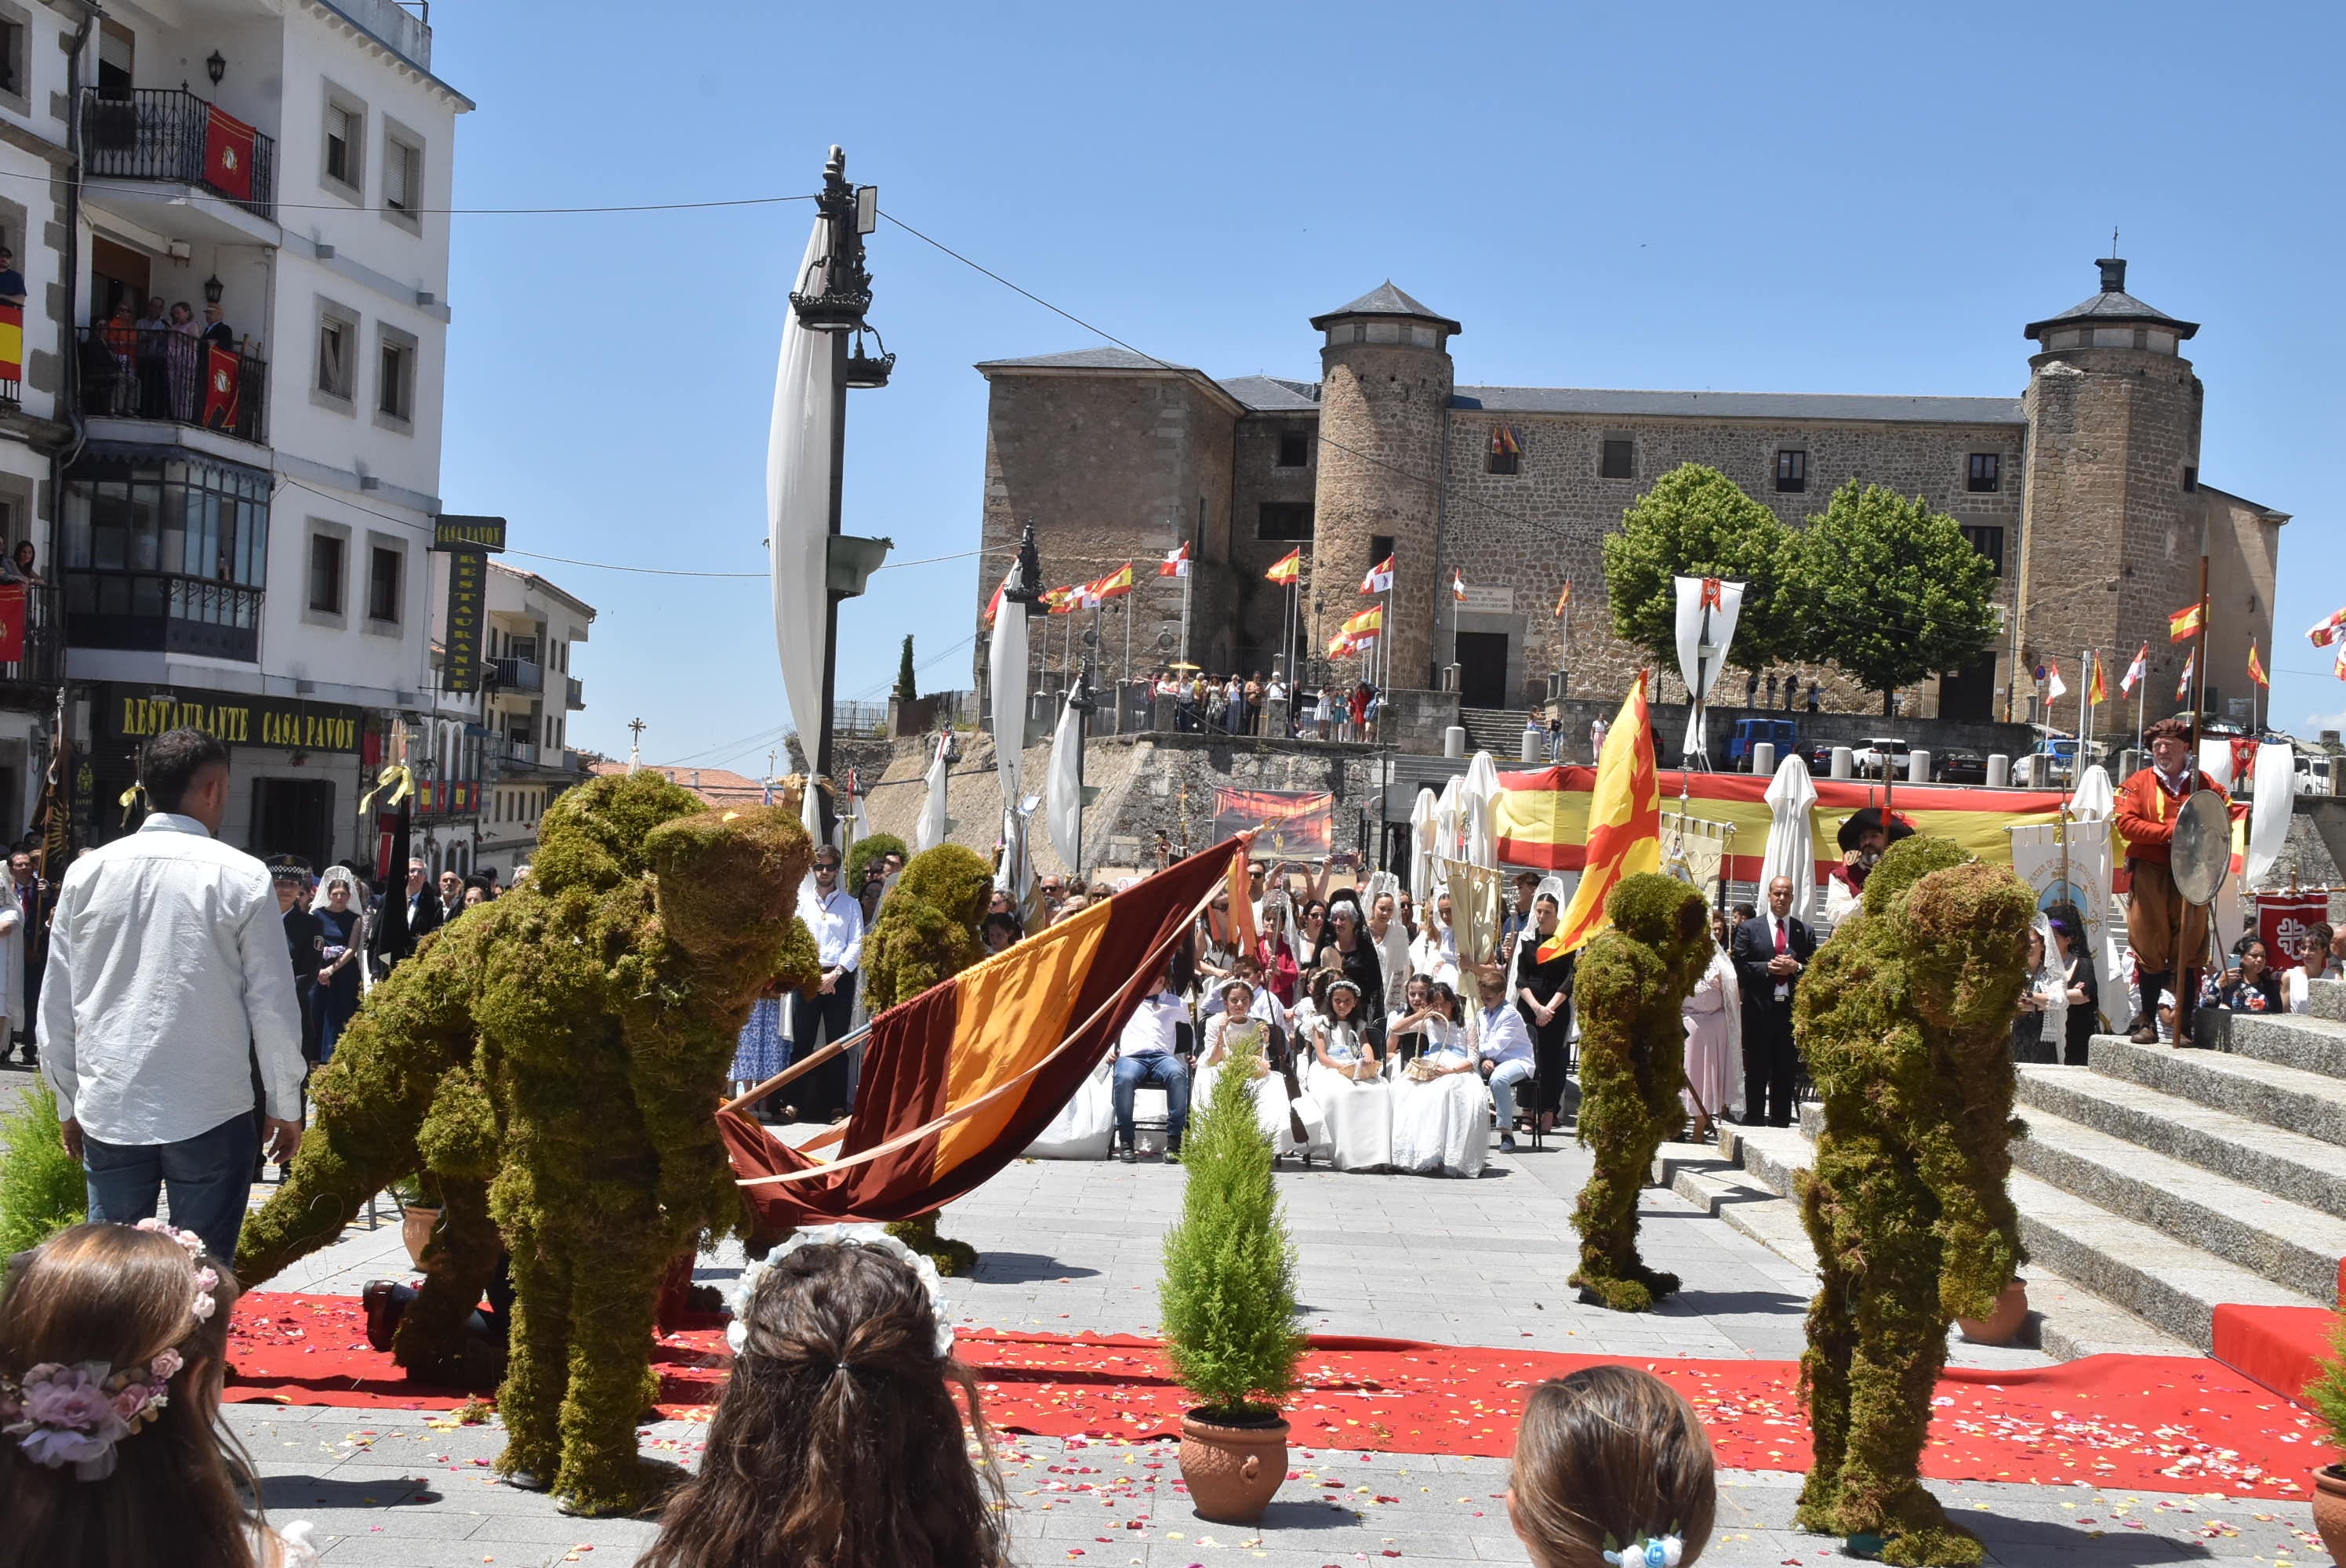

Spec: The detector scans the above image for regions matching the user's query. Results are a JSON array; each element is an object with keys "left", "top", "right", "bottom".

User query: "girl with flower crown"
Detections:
[
  {"left": 642, "top": 1228, "right": 1010, "bottom": 1568},
  {"left": 1302, "top": 973, "right": 1393, "bottom": 1171},
  {"left": 0, "top": 1220, "right": 318, "bottom": 1567}
]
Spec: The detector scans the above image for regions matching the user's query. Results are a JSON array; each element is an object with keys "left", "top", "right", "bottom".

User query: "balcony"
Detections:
[
  {"left": 64, "top": 570, "right": 263, "bottom": 661},
  {"left": 487, "top": 656, "right": 543, "bottom": 693},
  {"left": 413, "top": 779, "right": 481, "bottom": 819},
  {"left": 565, "top": 675, "right": 583, "bottom": 710},
  {"left": 0, "top": 583, "right": 64, "bottom": 686},
  {"left": 81, "top": 89, "right": 278, "bottom": 223},
  {"left": 78, "top": 328, "right": 268, "bottom": 447}
]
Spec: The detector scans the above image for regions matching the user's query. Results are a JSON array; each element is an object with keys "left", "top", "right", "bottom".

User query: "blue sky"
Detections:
[{"left": 431, "top": 2, "right": 2344, "bottom": 774}]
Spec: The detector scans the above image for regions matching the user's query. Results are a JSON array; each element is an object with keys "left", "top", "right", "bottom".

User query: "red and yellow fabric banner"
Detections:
[
  {"left": 2169, "top": 601, "right": 2206, "bottom": 642},
  {"left": 2248, "top": 639, "right": 2268, "bottom": 688},
  {"left": 2087, "top": 652, "right": 2109, "bottom": 706},
  {"left": 202, "top": 343, "right": 241, "bottom": 430},
  {"left": 1342, "top": 604, "right": 1382, "bottom": 636},
  {"left": 1553, "top": 579, "right": 1572, "bottom": 615},
  {"left": 1266, "top": 550, "right": 1302, "bottom": 585},
  {"left": 721, "top": 840, "right": 1240, "bottom": 1229},
  {"left": 1539, "top": 673, "right": 1659, "bottom": 959},
  {"left": 1499, "top": 765, "right": 2091, "bottom": 885},
  {"left": 203, "top": 103, "right": 257, "bottom": 201},
  {"left": 0, "top": 303, "right": 21, "bottom": 383},
  {"left": 1094, "top": 562, "right": 1134, "bottom": 601}
]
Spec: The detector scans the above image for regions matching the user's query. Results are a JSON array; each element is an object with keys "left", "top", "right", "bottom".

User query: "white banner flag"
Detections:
[{"left": 1672, "top": 575, "right": 1745, "bottom": 760}]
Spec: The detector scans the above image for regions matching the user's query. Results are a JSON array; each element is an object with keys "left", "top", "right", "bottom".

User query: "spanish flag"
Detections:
[
  {"left": 1266, "top": 549, "right": 1302, "bottom": 586},
  {"left": 1094, "top": 562, "right": 1135, "bottom": 600},
  {"left": 0, "top": 303, "right": 21, "bottom": 383},
  {"left": 721, "top": 840, "right": 1240, "bottom": 1228},
  {"left": 1043, "top": 584, "right": 1078, "bottom": 615},
  {"left": 2169, "top": 601, "right": 2206, "bottom": 643},
  {"left": 1553, "top": 579, "right": 1572, "bottom": 616},
  {"left": 1538, "top": 673, "right": 1659, "bottom": 960},
  {"left": 2248, "top": 638, "right": 2268, "bottom": 688},
  {"left": 2087, "top": 651, "right": 2108, "bottom": 706},
  {"left": 1342, "top": 604, "right": 1382, "bottom": 636}
]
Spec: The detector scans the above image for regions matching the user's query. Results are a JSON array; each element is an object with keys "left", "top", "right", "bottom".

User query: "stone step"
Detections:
[
  {"left": 2016, "top": 1064, "right": 2346, "bottom": 1219},
  {"left": 2195, "top": 1007, "right": 2346, "bottom": 1080},
  {"left": 2089, "top": 1033, "right": 2346, "bottom": 1150},
  {"left": 1692, "top": 1130, "right": 2195, "bottom": 1359},
  {"left": 2006, "top": 1104, "right": 2346, "bottom": 1304},
  {"left": 2008, "top": 1170, "right": 2320, "bottom": 1350},
  {"left": 2312, "top": 976, "right": 2346, "bottom": 1025}
]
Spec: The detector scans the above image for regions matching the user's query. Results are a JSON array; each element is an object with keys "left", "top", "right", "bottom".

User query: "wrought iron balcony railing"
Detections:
[
  {"left": 80, "top": 87, "right": 278, "bottom": 221},
  {"left": 0, "top": 581, "right": 63, "bottom": 685},
  {"left": 77, "top": 327, "right": 267, "bottom": 445},
  {"left": 64, "top": 569, "right": 263, "bottom": 662},
  {"left": 487, "top": 655, "right": 543, "bottom": 693}
]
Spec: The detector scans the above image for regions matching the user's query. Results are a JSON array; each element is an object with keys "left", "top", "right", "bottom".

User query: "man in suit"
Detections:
[
  {"left": 1732, "top": 874, "right": 1816, "bottom": 1127},
  {"left": 11, "top": 848, "right": 45, "bottom": 1065},
  {"left": 383, "top": 857, "right": 443, "bottom": 968}
]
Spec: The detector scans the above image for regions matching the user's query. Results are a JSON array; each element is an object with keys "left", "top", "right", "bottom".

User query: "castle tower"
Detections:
[
  {"left": 1309, "top": 283, "right": 1458, "bottom": 690},
  {"left": 2017, "top": 257, "right": 2204, "bottom": 722}
]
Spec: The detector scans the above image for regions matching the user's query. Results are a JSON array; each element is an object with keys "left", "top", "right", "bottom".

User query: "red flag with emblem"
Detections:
[
  {"left": 202, "top": 344, "right": 240, "bottom": 430},
  {"left": 203, "top": 103, "right": 257, "bottom": 201},
  {"left": 0, "top": 582, "right": 23, "bottom": 662}
]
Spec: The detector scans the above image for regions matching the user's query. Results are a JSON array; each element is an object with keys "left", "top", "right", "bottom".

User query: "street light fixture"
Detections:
[
  {"left": 203, "top": 274, "right": 224, "bottom": 305},
  {"left": 206, "top": 49, "right": 227, "bottom": 86},
  {"left": 844, "top": 325, "right": 895, "bottom": 388}
]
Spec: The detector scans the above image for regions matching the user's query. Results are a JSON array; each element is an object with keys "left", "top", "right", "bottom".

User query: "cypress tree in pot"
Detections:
[{"left": 2308, "top": 1311, "right": 2346, "bottom": 1560}]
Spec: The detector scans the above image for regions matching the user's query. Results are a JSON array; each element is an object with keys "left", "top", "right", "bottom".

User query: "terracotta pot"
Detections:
[
  {"left": 1178, "top": 1410, "right": 1289, "bottom": 1524},
  {"left": 401, "top": 1207, "right": 442, "bottom": 1268},
  {"left": 1956, "top": 1280, "right": 2029, "bottom": 1345},
  {"left": 2313, "top": 1465, "right": 2346, "bottom": 1562}
]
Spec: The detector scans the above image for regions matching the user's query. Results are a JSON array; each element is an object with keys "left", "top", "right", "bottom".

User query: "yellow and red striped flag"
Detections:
[
  {"left": 1553, "top": 579, "right": 1572, "bottom": 616},
  {"left": 1539, "top": 673, "right": 1660, "bottom": 960},
  {"left": 1266, "top": 549, "right": 1302, "bottom": 586},
  {"left": 2168, "top": 601, "right": 2205, "bottom": 643},
  {"left": 1094, "top": 562, "right": 1135, "bottom": 600},
  {"left": 2087, "top": 651, "right": 2109, "bottom": 706},
  {"left": 2248, "top": 639, "right": 2268, "bottom": 688},
  {"left": 1342, "top": 604, "right": 1383, "bottom": 636}
]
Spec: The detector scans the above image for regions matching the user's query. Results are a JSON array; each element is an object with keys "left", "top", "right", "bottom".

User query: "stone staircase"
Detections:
[
  {"left": 1676, "top": 976, "right": 2346, "bottom": 1378},
  {"left": 1458, "top": 706, "right": 1533, "bottom": 758}
]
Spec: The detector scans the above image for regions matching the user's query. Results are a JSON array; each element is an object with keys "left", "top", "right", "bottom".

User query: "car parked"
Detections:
[
  {"left": 1727, "top": 717, "right": 1802, "bottom": 771},
  {"left": 1934, "top": 750, "right": 1988, "bottom": 784},
  {"left": 1852, "top": 737, "right": 1913, "bottom": 778}
]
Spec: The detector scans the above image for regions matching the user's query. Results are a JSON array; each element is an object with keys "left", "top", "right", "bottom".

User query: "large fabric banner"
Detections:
[
  {"left": 1211, "top": 788, "right": 1332, "bottom": 858},
  {"left": 1497, "top": 765, "right": 2082, "bottom": 885},
  {"left": 2256, "top": 891, "right": 2330, "bottom": 972},
  {"left": 2009, "top": 819, "right": 2118, "bottom": 1027}
]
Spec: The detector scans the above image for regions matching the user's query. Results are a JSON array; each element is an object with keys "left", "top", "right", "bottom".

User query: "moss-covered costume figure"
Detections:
[
  {"left": 856, "top": 842, "right": 996, "bottom": 1276},
  {"left": 1567, "top": 873, "right": 1712, "bottom": 1312},
  {"left": 1792, "top": 836, "right": 2033, "bottom": 1566},
  {"left": 237, "top": 772, "right": 816, "bottom": 1516}
]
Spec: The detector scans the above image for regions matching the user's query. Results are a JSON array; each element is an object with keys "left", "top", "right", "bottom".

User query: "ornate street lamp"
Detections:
[
  {"left": 788, "top": 149, "right": 877, "bottom": 332},
  {"left": 206, "top": 49, "right": 227, "bottom": 86},
  {"left": 844, "top": 325, "right": 895, "bottom": 388}
]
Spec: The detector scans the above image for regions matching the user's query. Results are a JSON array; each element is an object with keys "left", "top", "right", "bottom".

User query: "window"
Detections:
[
  {"left": 95, "top": 19, "right": 132, "bottom": 100},
  {"left": 1256, "top": 502, "right": 1314, "bottom": 541},
  {"left": 2182, "top": 465, "right": 2198, "bottom": 493},
  {"left": 366, "top": 545, "right": 401, "bottom": 622},
  {"left": 383, "top": 131, "right": 421, "bottom": 218},
  {"left": 1275, "top": 431, "right": 1309, "bottom": 468},
  {"left": 1959, "top": 524, "right": 2005, "bottom": 578},
  {"left": 0, "top": 14, "right": 24, "bottom": 102},
  {"left": 308, "top": 533, "right": 344, "bottom": 613},
  {"left": 1600, "top": 438, "right": 1634, "bottom": 480},
  {"left": 1774, "top": 449, "right": 1807, "bottom": 493},
  {"left": 375, "top": 325, "right": 417, "bottom": 426},
  {"left": 320, "top": 85, "right": 365, "bottom": 199},
  {"left": 1487, "top": 424, "right": 1521, "bottom": 475},
  {"left": 1967, "top": 452, "right": 2000, "bottom": 492},
  {"left": 314, "top": 302, "right": 358, "bottom": 405}
]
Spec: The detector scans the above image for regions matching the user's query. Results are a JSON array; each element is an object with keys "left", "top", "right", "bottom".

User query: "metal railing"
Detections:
[
  {"left": 565, "top": 675, "right": 583, "bottom": 710},
  {"left": 0, "top": 583, "right": 62, "bottom": 684},
  {"left": 831, "top": 699, "right": 891, "bottom": 739},
  {"left": 64, "top": 569, "right": 263, "bottom": 661},
  {"left": 80, "top": 88, "right": 278, "bottom": 221},
  {"left": 77, "top": 327, "right": 267, "bottom": 445},
  {"left": 487, "top": 656, "right": 543, "bottom": 692}
]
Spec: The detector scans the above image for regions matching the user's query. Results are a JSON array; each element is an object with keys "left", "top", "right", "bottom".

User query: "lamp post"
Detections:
[{"left": 787, "top": 146, "right": 891, "bottom": 842}]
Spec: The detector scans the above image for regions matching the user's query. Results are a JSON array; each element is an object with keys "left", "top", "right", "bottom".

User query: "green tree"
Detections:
[
  {"left": 1786, "top": 481, "right": 2000, "bottom": 716},
  {"left": 0, "top": 1080, "right": 86, "bottom": 1255},
  {"left": 1600, "top": 463, "right": 1797, "bottom": 677},
  {"left": 894, "top": 634, "right": 919, "bottom": 706}
]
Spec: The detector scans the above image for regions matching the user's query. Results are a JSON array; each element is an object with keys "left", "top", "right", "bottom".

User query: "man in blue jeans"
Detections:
[
  {"left": 40, "top": 727, "right": 306, "bottom": 1262},
  {"left": 1111, "top": 971, "right": 1193, "bottom": 1164}
]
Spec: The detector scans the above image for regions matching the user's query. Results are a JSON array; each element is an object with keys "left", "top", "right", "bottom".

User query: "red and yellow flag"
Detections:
[
  {"left": 2248, "top": 639, "right": 2268, "bottom": 688},
  {"left": 1538, "top": 673, "right": 1659, "bottom": 960},
  {"left": 720, "top": 840, "right": 1240, "bottom": 1229},
  {"left": 1042, "top": 585, "right": 1078, "bottom": 615},
  {"left": 1552, "top": 579, "right": 1572, "bottom": 616},
  {"left": 1342, "top": 604, "right": 1382, "bottom": 636},
  {"left": 2086, "top": 651, "right": 2109, "bottom": 706},
  {"left": 1266, "top": 550, "right": 1302, "bottom": 586},
  {"left": 2169, "top": 601, "right": 2206, "bottom": 643},
  {"left": 1094, "top": 562, "right": 1135, "bottom": 600}
]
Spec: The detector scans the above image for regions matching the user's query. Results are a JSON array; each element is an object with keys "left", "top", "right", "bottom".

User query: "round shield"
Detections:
[{"left": 2170, "top": 789, "right": 2232, "bottom": 907}]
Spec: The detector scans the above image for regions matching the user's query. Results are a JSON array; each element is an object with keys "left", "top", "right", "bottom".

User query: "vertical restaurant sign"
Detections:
[
  {"left": 441, "top": 548, "right": 488, "bottom": 692},
  {"left": 431, "top": 514, "right": 505, "bottom": 695}
]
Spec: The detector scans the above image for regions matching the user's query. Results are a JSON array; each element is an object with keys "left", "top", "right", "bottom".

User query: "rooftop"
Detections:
[
  {"left": 975, "top": 346, "right": 1191, "bottom": 372},
  {"left": 1452, "top": 386, "right": 2027, "bottom": 425},
  {"left": 2025, "top": 256, "right": 2199, "bottom": 341},
  {"left": 1309, "top": 281, "right": 1463, "bottom": 335},
  {"left": 586, "top": 761, "right": 766, "bottom": 809}
]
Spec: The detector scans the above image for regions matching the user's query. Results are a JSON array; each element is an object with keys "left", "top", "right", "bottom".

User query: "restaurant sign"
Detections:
[{"left": 99, "top": 684, "right": 365, "bottom": 755}]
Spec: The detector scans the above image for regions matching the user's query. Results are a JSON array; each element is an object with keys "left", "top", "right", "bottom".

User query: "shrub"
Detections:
[
  {"left": 1157, "top": 1036, "right": 1303, "bottom": 1422},
  {"left": 847, "top": 833, "right": 906, "bottom": 892},
  {"left": 0, "top": 1080, "right": 87, "bottom": 1256},
  {"left": 2308, "top": 1310, "right": 2346, "bottom": 1467}
]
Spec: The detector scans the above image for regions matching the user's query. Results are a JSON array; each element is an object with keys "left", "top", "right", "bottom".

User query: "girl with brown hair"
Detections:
[
  {"left": 0, "top": 1221, "right": 316, "bottom": 1567},
  {"left": 1507, "top": 1365, "right": 1717, "bottom": 1568},
  {"left": 642, "top": 1228, "right": 1011, "bottom": 1568}
]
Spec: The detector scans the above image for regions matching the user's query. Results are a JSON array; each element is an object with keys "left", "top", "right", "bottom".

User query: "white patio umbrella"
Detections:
[
  {"left": 1433, "top": 774, "right": 1464, "bottom": 891},
  {"left": 990, "top": 596, "right": 1031, "bottom": 898},
  {"left": 1409, "top": 786, "right": 1440, "bottom": 904},
  {"left": 1459, "top": 750, "right": 1503, "bottom": 869},
  {"left": 767, "top": 213, "right": 836, "bottom": 801},
  {"left": 1760, "top": 753, "right": 1819, "bottom": 925},
  {"left": 913, "top": 732, "right": 950, "bottom": 853}
]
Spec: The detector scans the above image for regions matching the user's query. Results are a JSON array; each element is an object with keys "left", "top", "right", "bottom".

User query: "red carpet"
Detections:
[
  {"left": 2213, "top": 1304, "right": 2337, "bottom": 1406},
  {"left": 226, "top": 1294, "right": 2337, "bottom": 1500}
]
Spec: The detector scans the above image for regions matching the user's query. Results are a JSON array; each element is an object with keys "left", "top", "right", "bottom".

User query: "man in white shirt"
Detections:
[
  {"left": 40, "top": 727, "right": 305, "bottom": 1261},
  {"left": 783, "top": 844, "right": 864, "bottom": 1123},
  {"left": 1474, "top": 966, "right": 1536, "bottom": 1152},
  {"left": 1111, "top": 967, "right": 1193, "bottom": 1163}
]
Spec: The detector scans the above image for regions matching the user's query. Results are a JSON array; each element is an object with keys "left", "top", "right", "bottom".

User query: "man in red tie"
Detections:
[{"left": 1731, "top": 875, "right": 1816, "bottom": 1126}]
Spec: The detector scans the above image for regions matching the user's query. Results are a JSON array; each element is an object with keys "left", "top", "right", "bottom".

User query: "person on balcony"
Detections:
[
  {"left": 135, "top": 296, "right": 170, "bottom": 418},
  {"left": 0, "top": 247, "right": 24, "bottom": 307},
  {"left": 198, "top": 301, "right": 236, "bottom": 351},
  {"left": 165, "top": 302, "right": 201, "bottom": 419}
]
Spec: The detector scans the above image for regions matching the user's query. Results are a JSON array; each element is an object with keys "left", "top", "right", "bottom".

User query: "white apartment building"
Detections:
[
  {"left": 57, "top": 0, "right": 469, "bottom": 869},
  {"left": 466, "top": 558, "right": 590, "bottom": 878}
]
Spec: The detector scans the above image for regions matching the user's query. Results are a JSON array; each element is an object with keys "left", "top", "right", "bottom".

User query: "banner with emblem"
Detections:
[
  {"left": 0, "top": 581, "right": 23, "bottom": 662},
  {"left": 203, "top": 103, "right": 257, "bottom": 202},
  {"left": 202, "top": 344, "right": 240, "bottom": 430},
  {"left": 0, "top": 303, "right": 21, "bottom": 383},
  {"left": 2007, "top": 818, "right": 2116, "bottom": 1028}
]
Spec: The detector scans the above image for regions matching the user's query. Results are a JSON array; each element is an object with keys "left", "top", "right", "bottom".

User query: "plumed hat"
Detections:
[{"left": 1836, "top": 806, "right": 1917, "bottom": 855}]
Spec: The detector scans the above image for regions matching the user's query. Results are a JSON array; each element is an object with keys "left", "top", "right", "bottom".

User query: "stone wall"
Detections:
[
  {"left": 1313, "top": 338, "right": 1451, "bottom": 690},
  {"left": 1228, "top": 411, "right": 1320, "bottom": 674}
]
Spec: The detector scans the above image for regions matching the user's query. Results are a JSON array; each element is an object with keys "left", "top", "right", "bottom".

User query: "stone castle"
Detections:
[{"left": 972, "top": 258, "right": 2285, "bottom": 728}]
